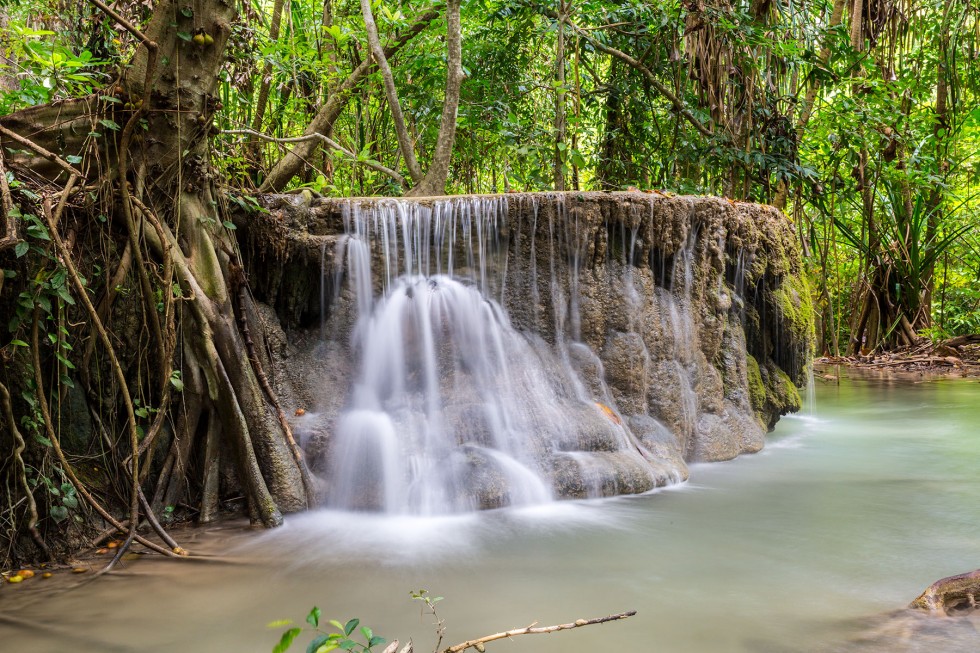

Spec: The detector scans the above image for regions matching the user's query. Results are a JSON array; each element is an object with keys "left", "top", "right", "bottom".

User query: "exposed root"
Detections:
[
  {"left": 30, "top": 312, "right": 178, "bottom": 559},
  {"left": 0, "top": 380, "right": 51, "bottom": 559},
  {"left": 236, "top": 280, "right": 316, "bottom": 507},
  {"left": 199, "top": 406, "right": 222, "bottom": 523}
]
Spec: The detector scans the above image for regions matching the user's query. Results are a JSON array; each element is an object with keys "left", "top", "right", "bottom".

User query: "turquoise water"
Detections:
[{"left": 2, "top": 370, "right": 979, "bottom": 651}]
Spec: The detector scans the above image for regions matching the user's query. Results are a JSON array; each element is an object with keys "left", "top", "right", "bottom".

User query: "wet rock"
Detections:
[
  {"left": 601, "top": 331, "right": 651, "bottom": 415},
  {"left": 238, "top": 192, "right": 813, "bottom": 507}
]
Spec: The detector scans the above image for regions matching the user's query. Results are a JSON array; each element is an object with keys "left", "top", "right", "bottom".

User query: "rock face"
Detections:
[{"left": 238, "top": 191, "right": 814, "bottom": 511}]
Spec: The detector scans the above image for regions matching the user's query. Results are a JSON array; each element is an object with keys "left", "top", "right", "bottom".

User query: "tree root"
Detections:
[
  {"left": 150, "top": 357, "right": 204, "bottom": 518},
  {"left": 31, "top": 313, "right": 178, "bottom": 559},
  {"left": 211, "top": 351, "right": 284, "bottom": 527},
  {"left": 237, "top": 282, "right": 317, "bottom": 506},
  {"left": 0, "top": 380, "right": 51, "bottom": 559},
  {"left": 199, "top": 406, "right": 221, "bottom": 523}
]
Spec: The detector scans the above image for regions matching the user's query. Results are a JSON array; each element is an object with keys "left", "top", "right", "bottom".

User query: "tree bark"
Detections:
[
  {"left": 772, "top": 0, "right": 847, "bottom": 210},
  {"left": 248, "top": 0, "right": 287, "bottom": 165}
]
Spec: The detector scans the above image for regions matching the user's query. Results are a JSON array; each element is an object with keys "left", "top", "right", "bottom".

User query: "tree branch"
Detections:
[
  {"left": 89, "top": 0, "right": 153, "bottom": 44},
  {"left": 260, "top": 4, "right": 442, "bottom": 192},
  {"left": 0, "top": 124, "right": 84, "bottom": 178},
  {"left": 360, "top": 0, "right": 424, "bottom": 183},
  {"left": 550, "top": 11, "right": 713, "bottom": 139},
  {"left": 224, "top": 129, "right": 407, "bottom": 188},
  {"left": 442, "top": 611, "right": 637, "bottom": 653}
]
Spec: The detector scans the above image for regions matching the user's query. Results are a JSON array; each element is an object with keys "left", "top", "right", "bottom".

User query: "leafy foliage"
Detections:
[{"left": 271, "top": 608, "right": 387, "bottom": 653}]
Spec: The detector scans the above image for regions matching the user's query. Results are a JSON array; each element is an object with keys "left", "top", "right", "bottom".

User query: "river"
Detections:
[{"left": 2, "top": 368, "right": 978, "bottom": 652}]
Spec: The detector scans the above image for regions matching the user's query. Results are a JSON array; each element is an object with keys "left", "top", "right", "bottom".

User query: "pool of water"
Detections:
[{"left": 2, "top": 368, "right": 979, "bottom": 652}]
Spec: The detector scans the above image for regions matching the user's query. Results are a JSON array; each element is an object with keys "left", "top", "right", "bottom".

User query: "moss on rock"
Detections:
[
  {"left": 773, "top": 273, "right": 816, "bottom": 344},
  {"left": 745, "top": 354, "right": 766, "bottom": 414}
]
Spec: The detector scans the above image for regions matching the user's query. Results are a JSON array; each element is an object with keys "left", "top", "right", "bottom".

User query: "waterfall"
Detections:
[
  {"left": 319, "top": 197, "right": 671, "bottom": 514},
  {"left": 268, "top": 192, "right": 814, "bottom": 515}
]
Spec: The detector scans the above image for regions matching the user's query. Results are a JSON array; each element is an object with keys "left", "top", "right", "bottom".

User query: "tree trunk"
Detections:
[
  {"left": 553, "top": 2, "right": 567, "bottom": 192},
  {"left": 0, "top": 0, "right": 311, "bottom": 539},
  {"left": 406, "top": 0, "right": 463, "bottom": 197}
]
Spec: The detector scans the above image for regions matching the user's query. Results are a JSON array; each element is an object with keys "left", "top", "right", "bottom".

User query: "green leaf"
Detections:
[
  {"left": 328, "top": 620, "right": 345, "bottom": 632},
  {"left": 10, "top": 339, "right": 28, "bottom": 347},
  {"left": 306, "top": 635, "right": 333, "bottom": 653},
  {"left": 306, "top": 606, "right": 321, "bottom": 628},
  {"left": 65, "top": 155, "right": 83, "bottom": 164},
  {"left": 99, "top": 119, "right": 121, "bottom": 131},
  {"left": 266, "top": 620, "right": 293, "bottom": 629},
  {"left": 177, "top": 31, "right": 192, "bottom": 42},
  {"left": 15, "top": 241, "right": 29, "bottom": 258},
  {"left": 359, "top": 626, "right": 373, "bottom": 642},
  {"left": 222, "top": 220, "right": 237, "bottom": 230},
  {"left": 62, "top": 494, "right": 78, "bottom": 509},
  {"left": 367, "top": 636, "right": 386, "bottom": 648},
  {"left": 50, "top": 505, "right": 68, "bottom": 522},
  {"left": 338, "top": 641, "right": 356, "bottom": 651},
  {"left": 274, "top": 627, "right": 303, "bottom": 653},
  {"left": 343, "top": 619, "right": 359, "bottom": 637}
]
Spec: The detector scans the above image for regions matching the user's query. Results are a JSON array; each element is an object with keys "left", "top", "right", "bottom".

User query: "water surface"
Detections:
[{"left": 2, "top": 370, "right": 979, "bottom": 652}]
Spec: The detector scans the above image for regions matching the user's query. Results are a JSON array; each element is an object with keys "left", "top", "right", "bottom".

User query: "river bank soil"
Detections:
[{"left": 816, "top": 336, "right": 980, "bottom": 378}]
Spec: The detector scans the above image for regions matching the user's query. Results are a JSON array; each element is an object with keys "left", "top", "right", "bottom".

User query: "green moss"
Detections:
[
  {"left": 773, "top": 273, "right": 816, "bottom": 345},
  {"left": 745, "top": 354, "right": 766, "bottom": 412},
  {"left": 766, "top": 361, "right": 802, "bottom": 414}
]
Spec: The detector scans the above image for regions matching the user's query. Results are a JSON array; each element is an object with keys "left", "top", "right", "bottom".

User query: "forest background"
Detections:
[{"left": 4, "top": 0, "right": 977, "bottom": 352}]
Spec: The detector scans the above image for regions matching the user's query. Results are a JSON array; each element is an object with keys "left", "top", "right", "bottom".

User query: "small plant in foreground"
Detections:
[
  {"left": 272, "top": 591, "right": 635, "bottom": 653},
  {"left": 270, "top": 608, "right": 387, "bottom": 653}
]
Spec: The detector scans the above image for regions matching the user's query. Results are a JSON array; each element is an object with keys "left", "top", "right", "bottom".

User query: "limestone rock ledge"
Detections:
[{"left": 236, "top": 191, "right": 814, "bottom": 500}]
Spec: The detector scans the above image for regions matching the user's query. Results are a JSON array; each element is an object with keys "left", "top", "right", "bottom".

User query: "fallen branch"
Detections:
[{"left": 442, "top": 611, "right": 636, "bottom": 653}]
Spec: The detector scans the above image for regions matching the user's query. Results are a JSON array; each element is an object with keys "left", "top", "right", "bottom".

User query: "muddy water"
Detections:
[{"left": 2, "top": 370, "right": 979, "bottom": 652}]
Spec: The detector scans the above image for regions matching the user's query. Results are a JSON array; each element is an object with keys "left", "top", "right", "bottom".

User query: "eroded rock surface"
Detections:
[{"left": 237, "top": 191, "right": 814, "bottom": 507}]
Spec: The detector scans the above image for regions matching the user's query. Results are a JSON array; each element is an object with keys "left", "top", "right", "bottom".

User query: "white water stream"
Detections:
[{"left": 318, "top": 197, "right": 675, "bottom": 512}]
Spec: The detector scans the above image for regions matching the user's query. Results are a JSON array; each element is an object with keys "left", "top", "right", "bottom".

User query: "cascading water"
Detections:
[
  {"left": 328, "top": 274, "right": 553, "bottom": 513},
  {"left": 319, "top": 197, "right": 671, "bottom": 514},
  {"left": 276, "top": 192, "right": 813, "bottom": 516}
]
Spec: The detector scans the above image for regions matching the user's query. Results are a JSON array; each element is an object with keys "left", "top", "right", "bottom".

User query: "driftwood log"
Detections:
[{"left": 910, "top": 569, "right": 980, "bottom": 615}]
